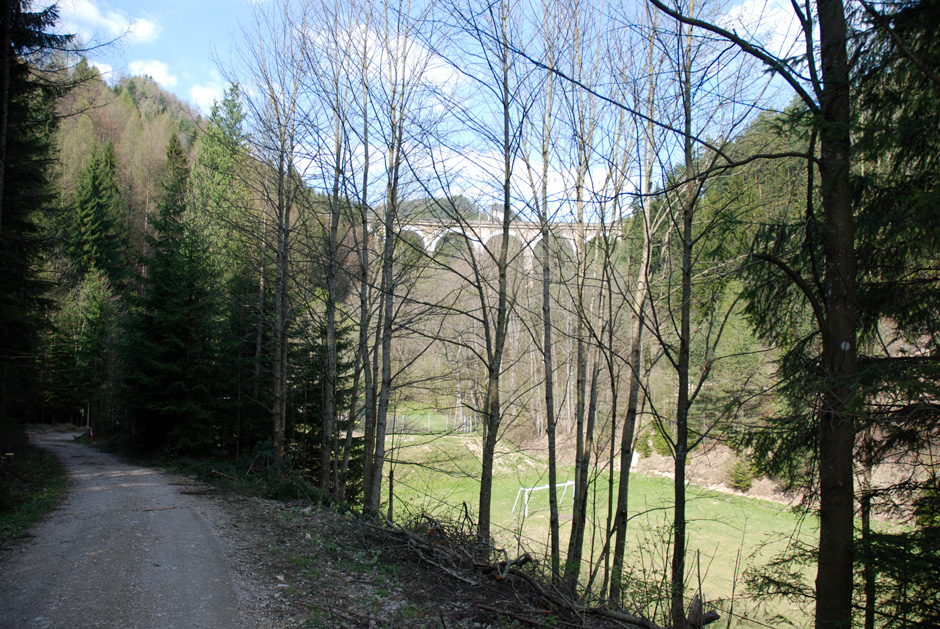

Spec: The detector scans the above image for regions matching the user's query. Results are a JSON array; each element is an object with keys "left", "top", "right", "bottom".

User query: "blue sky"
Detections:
[
  {"left": 52, "top": 0, "right": 800, "bottom": 118},
  {"left": 56, "top": 0, "right": 254, "bottom": 114},
  {"left": 50, "top": 0, "right": 802, "bottom": 211}
]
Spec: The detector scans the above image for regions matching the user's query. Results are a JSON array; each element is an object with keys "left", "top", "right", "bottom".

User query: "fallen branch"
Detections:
[
  {"left": 307, "top": 600, "right": 369, "bottom": 626},
  {"left": 473, "top": 552, "right": 535, "bottom": 579},
  {"left": 368, "top": 515, "right": 719, "bottom": 629},
  {"left": 510, "top": 569, "right": 663, "bottom": 629},
  {"left": 416, "top": 549, "right": 479, "bottom": 585},
  {"left": 477, "top": 604, "right": 547, "bottom": 627},
  {"left": 670, "top": 595, "right": 721, "bottom": 628}
]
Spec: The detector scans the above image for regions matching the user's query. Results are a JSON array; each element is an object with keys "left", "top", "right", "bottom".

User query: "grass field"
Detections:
[
  {"left": 383, "top": 431, "right": 820, "bottom": 628},
  {"left": 386, "top": 401, "right": 464, "bottom": 435}
]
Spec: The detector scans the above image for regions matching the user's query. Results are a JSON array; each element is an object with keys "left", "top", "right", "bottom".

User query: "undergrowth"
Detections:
[
  {"left": 0, "top": 443, "right": 67, "bottom": 545},
  {"left": 147, "top": 453, "right": 346, "bottom": 509}
]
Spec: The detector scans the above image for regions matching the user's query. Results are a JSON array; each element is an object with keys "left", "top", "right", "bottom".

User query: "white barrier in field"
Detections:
[{"left": 511, "top": 480, "right": 575, "bottom": 517}]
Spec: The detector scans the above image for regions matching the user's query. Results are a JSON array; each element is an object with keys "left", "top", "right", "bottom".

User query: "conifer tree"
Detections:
[
  {"left": 0, "top": 0, "right": 70, "bottom": 239},
  {"left": 288, "top": 317, "right": 361, "bottom": 500},
  {"left": 124, "top": 134, "right": 222, "bottom": 453},
  {"left": 714, "top": 4, "right": 940, "bottom": 620},
  {"left": 70, "top": 140, "right": 127, "bottom": 284},
  {"left": 42, "top": 269, "right": 120, "bottom": 429},
  {"left": 191, "top": 83, "right": 265, "bottom": 454},
  {"left": 0, "top": 1, "right": 67, "bottom": 424},
  {"left": 850, "top": 3, "right": 940, "bottom": 626}
]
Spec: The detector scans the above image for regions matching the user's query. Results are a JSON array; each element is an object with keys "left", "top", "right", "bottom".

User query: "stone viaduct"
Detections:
[{"left": 385, "top": 217, "right": 618, "bottom": 258}]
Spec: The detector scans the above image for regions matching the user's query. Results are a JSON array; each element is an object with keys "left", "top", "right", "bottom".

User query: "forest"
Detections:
[{"left": 1, "top": 0, "right": 938, "bottom": 627}]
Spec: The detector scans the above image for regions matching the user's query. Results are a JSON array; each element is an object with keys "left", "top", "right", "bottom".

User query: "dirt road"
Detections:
[{"left": 0, "top": 430, "right": 281, "bottom": 628}]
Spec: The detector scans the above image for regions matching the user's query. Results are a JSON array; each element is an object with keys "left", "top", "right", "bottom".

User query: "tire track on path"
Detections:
[{"left": 0, "top": 431, "right": 252, "bottom": 628}]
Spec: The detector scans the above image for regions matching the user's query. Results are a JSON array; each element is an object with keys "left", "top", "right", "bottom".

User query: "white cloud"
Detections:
[
  {"left": 128, "top": 59, "right": 178, "bottom": 89},
  {"left": 308, "top": 23, "right": 463, "bottom": 92},
  {"left": 59, "top": 0, "right": 160, "bottom": 45},
  {"left": 90, "top": 60, "right": 114, "bottom": 78},
  {"left": 188, "top": 69, "right": 227, "bottom": 115},
  {"left": 721, "top": 0, "right": 802, "bottom": 59},
  {"left": 191, "top": 83, "right": 224, "bottom": 115},
  {"left": 125, "top": 16, "right": 159, "bottom": 43}
]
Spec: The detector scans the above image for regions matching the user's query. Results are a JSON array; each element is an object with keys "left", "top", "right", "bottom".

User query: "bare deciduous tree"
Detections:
[{"left": 232, "top": 0, "right": 315, "bottom": 462}]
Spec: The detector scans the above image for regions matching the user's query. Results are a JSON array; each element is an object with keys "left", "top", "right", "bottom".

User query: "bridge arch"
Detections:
[
  {"left": 583, "top": 231, "right": 622, "bottom": 256},
  {"left": 381, "top": 218, "right": 621, "bottom": 264},
  {"left": 480, "top": 231, "right": 528, "bottom": 257},
  {"left": 429, "top": 228, "right": 469, "bottom": 256},
  {"left": 397, "top": 227, "right": 430, "bottom": 254},
  {"left": 531, "top": 233, "right": 577, "bottom": 258}
]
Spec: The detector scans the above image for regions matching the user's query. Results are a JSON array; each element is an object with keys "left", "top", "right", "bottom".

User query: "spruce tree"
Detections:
[
  {"left": 729, "top": 4, "right": 940, "bottom": 621},
  {"left": 125, "top": 134, "right": 222, "bottom": 453},
  {"left": 191, "top": 83, "right": 265, "bottom": 454},
  {"left": 288, "top": 317, "right": 360, "bottom": 500},
  {"left": 70, "top": 140, "right": 127, "bottom": 284},
  {"left": 41, "top": 269, "right": 120, "bottom": 428},
  {"left": 850, "top": 3, "right": 940, "bottom": 626},
  {"left": 0, "top": 0, "right": 70, "bottom": 239},
  {"left": 0, "top": 1, "right": 68, "bottom": 425}
]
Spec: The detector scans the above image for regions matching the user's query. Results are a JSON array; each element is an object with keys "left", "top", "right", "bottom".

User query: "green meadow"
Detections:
[{"left": 383, "top": 427, "right": 819, "bottom": 628}]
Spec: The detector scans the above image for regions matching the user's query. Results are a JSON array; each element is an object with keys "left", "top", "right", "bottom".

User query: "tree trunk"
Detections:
[
  {"left": 670, "top": 202, "right": 692, "bottom": 627},
  {"left": 541, "top": 223, "right": 560, "bottom": 578},
  {"left": 365, "top": 142, "right": 398, "bottom": 518},
  {"left": 322, "top": 122, "right": 342, "bottom": 493},
  {"left": 610, "top": 262, "right": 649, "bottom": 601},
  {"left": 271, "top": 164, "right": 292, "bottom": 463},
  {"left": 455, "top": 341, "right": 466, "bottom": 432},
  {"left": 815, "top": 1, "right": 857, "bottom": 627},
  {"left": 476, "top": 1, "right": 514, "bottom": 547},
  {"left": 338, "top": 355, "right": 361, "bottom": 501},
  {"left": 252, "top": 211, "right": 268, "bottom": 402},
  {"left": 861, "top": 427, "right": 875, "bottom": 629},
  {"left": 478, "top": 372, "right": 501, "bottom": 546},
  {"left": 565, "top": 94, "right": 592, "bottom": 587},
  {"left": 0, "top": 0, "right": 12, "bottom": 239},
  {"left": 610, "top": 69, "right": 658, "bottom": 596},
  {"left": 671, "top": 20, "right": 695, "bottom": 622},
  {"left": 358, "top": 48, "right": 375, "bottom": 504},
  {"left": 567, "top": 347, "right": 601, "bottom": 589}
]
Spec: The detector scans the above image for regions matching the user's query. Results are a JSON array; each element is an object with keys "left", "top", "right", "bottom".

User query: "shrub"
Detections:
[
  {"left": 652, "top": 425, "right": 673, "bottom": 457},
  {"left": 914, "top": 477, "right": 940, "bottom": 529},
  {"left": 728, "top": 457, "right": 755, "bottom": 492}
]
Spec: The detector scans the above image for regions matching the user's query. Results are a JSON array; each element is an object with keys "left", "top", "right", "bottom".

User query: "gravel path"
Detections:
[
  {"left": 0, "top": 430, "right": 285, "bottom": 628},
  {"left": 0, "top": 430, "right": 597, "bottom": 628}
]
